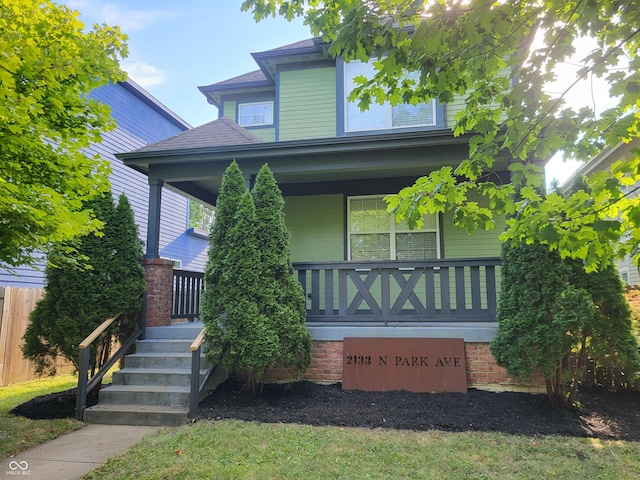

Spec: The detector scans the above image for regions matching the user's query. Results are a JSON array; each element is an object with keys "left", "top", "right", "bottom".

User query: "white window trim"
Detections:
[
  {"left": 238, "top": 101, "right": 274, "bottom": 127},
  {"left": 343, "top": 60, "right": 437, "bottom": 133},
  {"left": 347, "top": 195, "right": 441, "bottom": 261}
]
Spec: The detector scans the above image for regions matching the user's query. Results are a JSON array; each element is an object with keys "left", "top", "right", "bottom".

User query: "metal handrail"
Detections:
[
  {"left": 75, "top": 311, "right": 144, "bottom": 421},
  {"left": 79, "top": 315, "right": 119, "bottom": 349},
  {"left": 188, "top": 328, "right": 207, "bottom": 418}
]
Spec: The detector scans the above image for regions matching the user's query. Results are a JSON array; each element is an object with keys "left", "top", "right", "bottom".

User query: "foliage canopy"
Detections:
[
  {"left": 22, "top": 192, "right": 145, "bottom": 375},
  {"left": 0, "top": 0, "right": 127, "bottom": 269},
  {"left": 242, "top": 0, "right": 640, "bottom": 271},
  {"left": 491, "top": 239, "right": 640, "bottom": 407}
]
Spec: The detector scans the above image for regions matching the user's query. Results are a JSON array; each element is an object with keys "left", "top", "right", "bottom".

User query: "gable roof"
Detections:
[
  {"left": 204, "top": 69, "right": 269, "bottom": 88},
  {"left": 198, "top": 38, "right": 327, "bottom": 108},
  {"left": 255, "top": 38, "right": 319, "bottom": 54},
  {"left": 131, "top": 117, "right": 263, "bottom": 154},
  {"left": 120, "top": 79, "right": 191, "bottom": 131}
]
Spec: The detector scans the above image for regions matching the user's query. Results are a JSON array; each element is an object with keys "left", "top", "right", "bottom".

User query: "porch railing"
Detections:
[
  {"left": 76, "top": 311, "right": 144, "bottom": 420},
  {"left": 293, "top": 258, "right": 501, "bottom": 323},
  {"left": 173, "top": 269, "right": 204, "bottom": 321}
]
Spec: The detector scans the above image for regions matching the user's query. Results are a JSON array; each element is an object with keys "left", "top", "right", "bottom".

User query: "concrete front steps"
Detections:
[{"left": 83, "top": 323, "right": 220, "bottom": 426}]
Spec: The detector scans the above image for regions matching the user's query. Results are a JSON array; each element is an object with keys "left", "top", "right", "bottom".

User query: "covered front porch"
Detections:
[
  {"left": 117, "top": 122, "right": 507, "bottom": 337},
  {"left": 172, "top": 257, "right": 500, "bottom": 336},
  {"left": 115, "top": 120, "right": 531, "bottom": 391}
]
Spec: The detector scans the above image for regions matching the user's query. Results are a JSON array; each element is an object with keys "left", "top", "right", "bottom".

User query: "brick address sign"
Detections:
[{"left": 342, "top": 337, "right": 467, "bottom": 393}]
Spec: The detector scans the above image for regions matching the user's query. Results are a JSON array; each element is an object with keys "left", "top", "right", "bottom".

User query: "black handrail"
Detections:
[
  {"left": 188, "top": 328, "right": 205, "bottom": 418},
  {"left": 75, "top": 310, "right": 145, "bottom": 421}
]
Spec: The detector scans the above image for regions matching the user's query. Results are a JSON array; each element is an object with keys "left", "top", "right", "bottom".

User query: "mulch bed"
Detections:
[{"left": 12, "top": 379, "right": 640, "bottom": 441}]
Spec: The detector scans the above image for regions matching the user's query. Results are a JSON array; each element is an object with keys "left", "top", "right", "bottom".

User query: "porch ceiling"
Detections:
[{"left": 118, "top": 130, "right": 509, "bottom": 207}]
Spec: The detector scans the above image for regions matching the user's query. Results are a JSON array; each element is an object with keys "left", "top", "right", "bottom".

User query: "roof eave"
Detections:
[
  {"left": 197, "top": 79, "right": 274, "bottom": 108},
  {"left": 117, "top": 129, "right": 469, "bottom": 165}
]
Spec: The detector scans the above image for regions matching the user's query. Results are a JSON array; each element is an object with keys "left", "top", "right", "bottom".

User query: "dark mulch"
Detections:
[
  {"left": 11, "top": 379, "right": 640, "bottom": 440},
  {"left": 10, "top": 387, "right": 99, "bottom": 420},
  {"left": 198, "top": 379, "right": 640, "bottom": 440}
]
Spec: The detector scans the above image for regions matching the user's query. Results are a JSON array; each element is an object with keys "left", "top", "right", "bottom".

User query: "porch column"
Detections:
[
  {"left": 142, "top": 178, "right": 173, "bottom": 327},
  {"left": 145, "top": 178, "right": 163, "bottom": 259},
  {"left": 142, "top": 258, "right": 174, "bottom": 327},
  {"left": 244, "top": 173, "right": 255, "bottom": 191}
]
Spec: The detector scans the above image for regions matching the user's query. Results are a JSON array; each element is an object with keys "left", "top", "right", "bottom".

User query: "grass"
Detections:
[
  {"left": 0, "top": 374, "right": 84, "bottom": 458},
  {"left": 82, "top": 420, "right": 640, "bottom": 480}
]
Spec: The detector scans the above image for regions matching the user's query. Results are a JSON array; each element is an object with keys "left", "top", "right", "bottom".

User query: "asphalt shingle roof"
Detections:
[
  {"left": 261, "top": 38, "right": 317, "bottom": 53},
  {"left": 208, "top": 69, "right": 269, "bottom": 87},
  {"left": 132, "top": 117, "right": 264, "bottom": 154}
]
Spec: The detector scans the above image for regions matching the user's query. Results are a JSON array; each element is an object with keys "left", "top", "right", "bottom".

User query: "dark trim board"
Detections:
[{"left": 281, "top": 176, "right": 429, "bottom": 197}]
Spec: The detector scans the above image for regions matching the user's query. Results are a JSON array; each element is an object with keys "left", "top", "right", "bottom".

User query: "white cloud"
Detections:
[
  {"left": 66, "top": 1, "right": 175, "bottom": 32},
  {"left": 123, "top": 61, "right": 167, "bottom": 87}
]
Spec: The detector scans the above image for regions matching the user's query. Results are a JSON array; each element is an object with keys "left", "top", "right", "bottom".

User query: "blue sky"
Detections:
[
  {"left": 67, "top": 1, "right": 311, "bottom": 127},
  {"left": 65, "top": 1, "right": 593, "bottom": 186}
]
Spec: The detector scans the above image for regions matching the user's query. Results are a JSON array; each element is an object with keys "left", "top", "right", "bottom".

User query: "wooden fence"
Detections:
[{"left": 0, "top": 287, "right": 74, "bottom": 386}]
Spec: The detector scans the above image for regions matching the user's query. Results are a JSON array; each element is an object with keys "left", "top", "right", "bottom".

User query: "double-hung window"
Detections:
[
  {"left": 344, "top": 60, "right": 437, "bottom": 133},
  {"left": 348, "top": 196, "right": 440, "bottom": 261},
  {"left": 238, "top": 101, "right": 273, "bottom": 127}
]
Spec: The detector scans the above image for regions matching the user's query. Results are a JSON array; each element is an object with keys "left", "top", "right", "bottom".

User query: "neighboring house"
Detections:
[
  {"left": 118, "top": 39, "right": 528, "bottom": 390},
  {"left": 0, "top": 79, "right": 209, "bottom": 288},
  {"left": 561, "top": 138, "right": 640, "bottom": 286}
]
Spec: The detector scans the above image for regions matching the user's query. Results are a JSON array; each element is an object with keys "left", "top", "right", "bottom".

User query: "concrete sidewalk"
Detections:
[{"left": 1, "top": 424, "right": 160, "bottom": 479}]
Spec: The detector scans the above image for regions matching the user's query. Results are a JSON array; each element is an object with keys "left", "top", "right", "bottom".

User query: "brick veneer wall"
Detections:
[
  {"left": 266, "top": 340, "right": 545, "bottom": 393},
  {"left": 142, "top": 258, "right": 174, "bottom": 327}
]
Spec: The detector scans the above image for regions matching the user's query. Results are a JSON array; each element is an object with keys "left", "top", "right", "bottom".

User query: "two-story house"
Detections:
[{"left": 116, "top": 39, "right": 529, "bottom": 394}]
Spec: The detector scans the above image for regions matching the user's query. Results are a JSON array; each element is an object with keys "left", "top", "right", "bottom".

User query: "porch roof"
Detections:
[{"left": 116, "top": 127, "right": 499, "bottom": 208}]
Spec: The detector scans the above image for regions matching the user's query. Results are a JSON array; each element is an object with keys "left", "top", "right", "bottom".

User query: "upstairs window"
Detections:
[
  {"left": 348, "top": 196, "right": 440, "bottom": 261},
  {"left": 344, "top": 60, "right": 437, "bottom": 133},
  {"left": 238, "top": 101, "right": 273, "bottom": 126}
]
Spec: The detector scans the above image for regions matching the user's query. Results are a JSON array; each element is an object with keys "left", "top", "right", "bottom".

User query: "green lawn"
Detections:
[
  {"left": 3, "top": 377, "right": 640, "bottom": 479},
  {"left": 0, "top": 374, "right": 84, "bottom": 458},
  {"left": 82, "top": 420, "right": 640, "bottom": 480}
]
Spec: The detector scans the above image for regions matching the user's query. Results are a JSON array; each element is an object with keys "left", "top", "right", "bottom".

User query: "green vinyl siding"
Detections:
[
  {"left": 222, "top": 100, "right": 236, "bottom": 120},
  {"left": 441, "top": 197, "right": 504, "bottom": 307},
  {"left": 446, "top": 95, "right": 466, "bottom": 129},
  {"left": 284, "top": 194, "right": 344, "bottom": 262},
  {"left": 442, "top": 210, "right": 504, "bottom": 259},
  {"left": 279, "top": 67, "right": 336, "bottom": 141},
  {"left": 446, "top": 66, "right": 511, "bottom": 129},
  {"left": 248, "top": 128, "right": 275, "bottom": 141}
]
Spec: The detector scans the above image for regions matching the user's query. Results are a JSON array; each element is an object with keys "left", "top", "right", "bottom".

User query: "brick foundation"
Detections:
[
  {"left": 266, "top": 340, "right": 545, "bottom": 393},
  {"left": 142, "top": 258, "right": 174, "bottom": 327}
]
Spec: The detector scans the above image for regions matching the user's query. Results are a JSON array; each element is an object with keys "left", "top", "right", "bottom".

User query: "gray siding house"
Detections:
[{"left": 0, "top": 80, "right": 209, "bottom": 288}]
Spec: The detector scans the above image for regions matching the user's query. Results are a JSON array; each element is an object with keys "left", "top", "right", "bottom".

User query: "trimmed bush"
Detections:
[
  {"left": 252, "top": 164, "right": 312, "bottom": 375},
  {"left": 203, "top": 163, "right": 311, "bottom": 393},
  {"left": 204, "top": 191, "right": 280, "bottom": 393},
  {"left": 201, "top": 160, "right": 246, "bottom": 321},
  {"left": 22, "top": 191, "right": 144, "bottom": 375}
]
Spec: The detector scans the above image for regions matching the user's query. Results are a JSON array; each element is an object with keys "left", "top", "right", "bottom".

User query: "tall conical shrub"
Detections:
[
  {"left": 252, "top": 164, "right": 311, "bottom": 374},
  {"left": 23, "top": 191, "right": 144, "bottom": 374},
  {"left": 201, "top": 160, "right": 246, "bottom": 323},
  {"left": 204, "top": 191, "right": 279, "bottom": 393}
]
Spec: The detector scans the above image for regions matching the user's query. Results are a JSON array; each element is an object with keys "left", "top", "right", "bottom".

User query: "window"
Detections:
[
  {"left": 238, "top": 101, "right": 273, "bottom": 126},
  {"left": 348, "top": 196, "right": 439, "bottom": 261},
  {"left": 188, "top": 199, "right": 215, "bottom": 231},
  {"left": 344, "top": 60, "right": 436, "bottom": 132}
]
